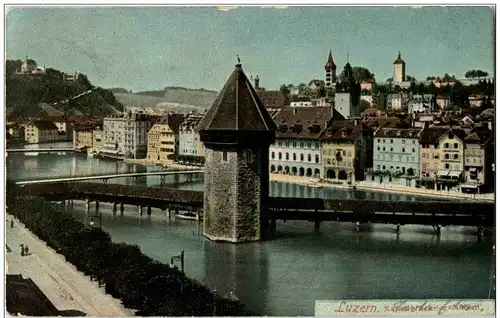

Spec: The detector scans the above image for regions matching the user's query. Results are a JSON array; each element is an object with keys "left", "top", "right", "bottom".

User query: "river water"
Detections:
[{"left": 6, "top": 151, "right": 494, "bottom": 316}]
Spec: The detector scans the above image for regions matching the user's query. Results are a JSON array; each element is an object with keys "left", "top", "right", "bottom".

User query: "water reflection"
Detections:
[{"left": 203, "top": 240, "right": 269, "bottom": 315}]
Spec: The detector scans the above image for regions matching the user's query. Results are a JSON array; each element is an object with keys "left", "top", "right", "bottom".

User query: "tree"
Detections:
[
  {"left": 426, "top": 76, "right": 436, "bottom": 81},
  {"left": 405, "top": 75, "right": 416, "bottom": 82},
  {"left": 279, "top": 84, "right": 291, "bottom": 99},
  {"left": 465, "top": 69, "right": 489, "bottom": 78}
]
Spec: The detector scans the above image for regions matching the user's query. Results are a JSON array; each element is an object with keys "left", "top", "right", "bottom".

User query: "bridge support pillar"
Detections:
[
  {"left": 120, "top": 203, "right": 124, "bottom": 216},
  {"left": 270, "top": 219, "right": 277, "bottom": 234},
  {"left": 396, "top": 224, "right": 401, "bottom": 235},
  {"left": 477, "top": 225, "right": 483, "bottom": 240},
  {"left": 85, "top": 199, "right": 90, "bottom": 215},
  {"left": 355, "top": 221, "right": 360, "bottom": 232},
  {"left": 314, "top": 220, "right": 320, "bottom": 231},
  {"left": 435, "top": 224, "right": 441, "bottom": 236},
  {"left": 113, "top": 202, "right": 117, "bottom": 214},
  {"left": 95, "top": 201, "right": 99, "bottom": 213},
  {"left": 138, "top": 205, "right": 143, "bottom": 216},
  {"left": 147, "top": 205, "right": 152, "bottom": 215}
]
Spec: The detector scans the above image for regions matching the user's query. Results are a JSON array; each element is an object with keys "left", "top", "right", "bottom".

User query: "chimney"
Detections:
[{"left": 255, "top": 75, "right": 260, "bottom": 90}]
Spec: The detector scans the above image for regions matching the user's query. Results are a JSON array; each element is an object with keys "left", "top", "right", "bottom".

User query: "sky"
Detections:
[{"left": 5, "top": 6, "right": 495, "bottom": 92}]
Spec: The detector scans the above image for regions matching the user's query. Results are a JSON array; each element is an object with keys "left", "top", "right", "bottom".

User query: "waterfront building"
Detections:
[
  {"left": 360, "top": 78, "right": 374, "bottom": 92},
  {"left": 418, "top": 127, "right": 449, "bottom": 180},
  {"left": 178, "top": 113, "right": 205, "bottom": 158},
  {"left": 324, "top": 49, "right": 337, "bottom": 89},
  {"left": 270, "top": 106, "right": 342, "bottom": 178},
  {"left": 73, "top": 121, "right": 101, "bottom": 150},
  {"left": 147, "top": 113, "right": 185, "bottom": 164},
  {"left": 463, "top": 128, "right": 494, "bottom": 190},
  {"left": 196, "top": 61, "right": 276, "bottom": 242},
  {"left": 320, "top": 119, "right": 373, "bottom": 182},
  {"left": 92, "top": 129, "right": 103, "bottom": 153},
  {"left": 468, "top": 94, "right": 488, "bottom": 108},
  {"left": 436, "top": 128, "right": 467, "bottom": 183},
  {"left": 373, "top": 128, "right": 421, "bottom": 177},
  {"left": 23, "top": 120, "right": 63, "bottom": 144},
  {"left": 392, "top": 51, "right": 406, "bottom": 84},
  {"left": 334, "top": 62, "right": 361, "bottom": 119},
  {"left": 101, "top": 111, "right": 158, "bottom": 159}
]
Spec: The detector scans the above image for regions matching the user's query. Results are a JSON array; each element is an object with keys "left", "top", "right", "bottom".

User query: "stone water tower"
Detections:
[{"left": 196, "top": 61, "right": 276, "bottom": 243}]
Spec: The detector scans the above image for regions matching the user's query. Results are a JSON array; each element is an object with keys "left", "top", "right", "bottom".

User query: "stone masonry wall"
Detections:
[
  {"left": 203, "top": 146, "right": 238, "bottom": 241},
  {"left": 235, "top": 148, "right": 262, "bottom": 242}
]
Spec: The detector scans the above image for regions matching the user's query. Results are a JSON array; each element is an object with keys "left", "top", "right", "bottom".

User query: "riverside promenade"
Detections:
[
  {"left": 5, "top": 215, "right": 133, "bottom": 317},
  {"left": 269, "top": 174, "right": 495, "bottom": 202},
  {"left": 123, "top": 158, "right": 494, "bottom": 202}
]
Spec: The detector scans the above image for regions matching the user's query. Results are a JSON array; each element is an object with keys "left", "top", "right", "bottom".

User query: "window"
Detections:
[
  {"left": 390, "top": 139, "right": 394, "bottom": 143},
  {"left": 278, "top": 152, "right": 282, "bottom": 160},
  {"left": 383, "top": 147, "right": 386, "bottom": 151},
  {"left": 454, "top": 154, "right": 458, "bottom": 160},
  {"left": 315, "top": 155, "right": 319, "bottom": 163},
  {"left": 383, "top": 139, "right": 386, "bottom": 143},
  {"left": 271, "top": 152, "right": 275, "bottom": 159},
  {"left": 300, "top": 142, "right": 304, "bottom": 148},
  {"left": 445, "top": 154, "right": 449, "bottom": 159},
  {"left": 402, "top": 140, "right": 406, "bottom": 144},
  {"left": 286, "top": 153, "right": 289, "bottom": 160},
  {"left": 454, "top": 143, "right": 459, "bottom": 149},
  {"left": 402, "top": 167, "right": 405, "bottom": 173},
  {"left": 300, "top": 154, "right": 304, "bottom": 161},
  {"left": 377, "top": 165, "right": 380, "bottom": 170},
  {"left": 223, "top": 151, "right": 228, "bottom": 161},
  {"left": 292, "top": 141, "right": 297, "bottom": 148},
  {"left": 377, "top": 146, "right": 380, "bottom": 151},
  {"left": 382, "top": 165, "right": 386, "bottom": 170},
  {"left": 390, "top": 147, "right": 393, "bottom": 151},
  {"left": 412, "top": 148, "right": 415, "bottom": 152},
  {"left": 402, "top": 148, "right": 405, "bottom": 152},
  {"left": 390, "top": 166, "right": 394, "bottom": 169},
  {"left": 246, "top": 150, "right": 254, "bottom": 163},
  {"left": 412, "top": 140, "right": 416, "bottom": 144},
  {"left": 342, "top": 150, "right": 346, "bottom": 156},
  {"left": 445, "top": 143, "right": 449, "bottom": 148},
  {"left": 445, "top": 163, "right": 449, "bottom": 169},
  {"left": 308, "top": 154, "right": 312, "bottom": 162},
  {"left": 293, "top": 153, "right": 296, "bottom": 161}
]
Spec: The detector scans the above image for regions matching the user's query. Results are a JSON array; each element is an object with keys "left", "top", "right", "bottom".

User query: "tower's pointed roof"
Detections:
[
  {"left": 197, "top": 63, "right": 276, "bottom": 132},
  {"left": 325, "top": 49, "right": 336, "bottom": 69},
  {"left": 393, "top": 51, "right": 405, "bottom": 65}
]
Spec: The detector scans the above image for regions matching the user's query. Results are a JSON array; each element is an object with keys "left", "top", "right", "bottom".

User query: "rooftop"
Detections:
[{"left": 197, "top": 63, "right": 276, "bottom": 132}]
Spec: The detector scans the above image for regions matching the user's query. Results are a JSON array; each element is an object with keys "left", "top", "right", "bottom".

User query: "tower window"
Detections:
[{"left": 223, "top": 151, "right": 228, "bottom": 161}]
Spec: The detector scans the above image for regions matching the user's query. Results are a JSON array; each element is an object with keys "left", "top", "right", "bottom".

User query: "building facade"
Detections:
[
  {"left": 334, "top": 62, "right": 361, "bottom": 119},
  {"left": 463, "top": 128, "right": 494, "bottom": 188},
  {"left": 179, "top": 114, "right": 205, "bottom": 158},
  {"left": 320, "top": 120, "right": 373, "bottom": 182},
  {"left": 436, "top": 129, "right": 466, "bottom": 181},
  {"left": 101, "top": 111, "right": 157, "bottom": 159},
  {"left": 23, "top": 120, "right": 62, "bottom": 144},
  {"left": 269, "top": 106, "right": 341, "bottom": 178},
  {"left": 373, "top": 128, "right": 421, "bottom": 177},
  {"left": 419, "top": 127, "right": 449, "bottom": 179},
  {"left": 72, "top": 122, "right": 101, "bottom": 149},
  {"left": 408, "top": 94, "right": 435, "bottom": 113}
]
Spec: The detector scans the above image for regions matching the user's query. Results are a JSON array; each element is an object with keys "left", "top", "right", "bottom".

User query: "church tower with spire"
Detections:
[
  {"left": 325, "top": 49, "right": 337, "bottom": 88},
  {"left": 334, "top": 61, "right": 361, "bottom": 119},
  {"left": 196, "top": 59, "right": 277, "bottom": 243},
  {"left": 393, "top": 51, "right": 406, "bottom": 83}
]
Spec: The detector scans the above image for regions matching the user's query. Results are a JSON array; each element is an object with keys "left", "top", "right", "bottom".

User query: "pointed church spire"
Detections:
[
  {"left": 325, "top": 49, "right": 336, "bottom": 69},
  {"left": 398, "top": 50, "right": 401, "bottom": 59}
]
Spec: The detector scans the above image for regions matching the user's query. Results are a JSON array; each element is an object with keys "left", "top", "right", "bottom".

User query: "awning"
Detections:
[
  {"left": 449, "top": 171, "right": 462, "bottom": 178},
  {"left": 437, "top": 170, "right": 449, "bottom": 177},
  {"left": 461, "top": 183, "right": 480, "bottom": 189}
]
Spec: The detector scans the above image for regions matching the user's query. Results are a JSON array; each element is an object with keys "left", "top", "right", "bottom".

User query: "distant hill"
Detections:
[
  {"left": 6, "top": 59, "right": 123, "bottom": 119},
  {"left": 111, "top": 86, "right": 218, "bottom": 113}
]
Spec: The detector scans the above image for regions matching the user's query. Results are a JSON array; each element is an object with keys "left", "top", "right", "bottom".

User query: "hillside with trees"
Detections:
[{"left": 6, "top": 59, "right": 124, "bottom": 119}]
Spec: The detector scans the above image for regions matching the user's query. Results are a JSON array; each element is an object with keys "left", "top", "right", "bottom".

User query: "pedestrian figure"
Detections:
[
  {"left": 24, "top": 245, "right": 29, "bottom": 256},
  {"left": 20, "top": 244, "right": 24, "bottom": 256}
]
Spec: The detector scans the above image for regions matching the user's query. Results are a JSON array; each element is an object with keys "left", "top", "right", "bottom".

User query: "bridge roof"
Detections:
[{"left": 196, "top": 63, "right": 276, "bottom": 132}]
